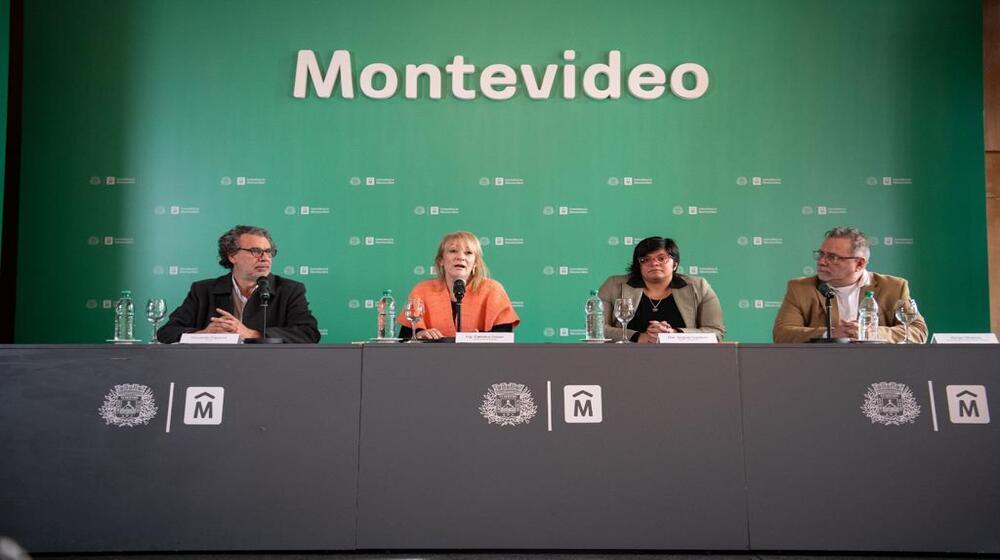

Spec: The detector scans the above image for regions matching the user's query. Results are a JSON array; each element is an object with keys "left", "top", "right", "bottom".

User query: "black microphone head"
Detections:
[
  {"left": 817, "top": 282, "right": 834, "bottom": 299},
  {"left": 453, "top": 278, "right": 466, "bottom": 301},
  {"left": 257, "top": 276, "right": 272, "bottom": 302}
]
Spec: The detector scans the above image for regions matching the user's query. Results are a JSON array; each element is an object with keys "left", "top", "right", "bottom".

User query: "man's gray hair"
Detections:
[
  {"left": 825, "top": 226, "right": 870, "bottom": 259},
  {"left": 218, "top": 225, "right": 275, "bottom": 269}
]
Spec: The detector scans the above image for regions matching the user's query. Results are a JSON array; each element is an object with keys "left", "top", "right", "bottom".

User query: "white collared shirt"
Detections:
[
  {"left": 231, "top": 276, "right": 258, "bottom": 321},
  {"left": 831, "top": 269, "right": 870, "bottom": 322}
]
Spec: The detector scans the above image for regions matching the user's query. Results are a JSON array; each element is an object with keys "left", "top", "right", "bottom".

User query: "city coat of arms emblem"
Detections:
[
  {"left": 861, "top": 381, "right": 920, "bottom": 426},
  {"left": 479, "top": 382, "right": 537, "bottom": 426},
  {"left": 98, "top": 383, "right": 158, "bottom": 427}
]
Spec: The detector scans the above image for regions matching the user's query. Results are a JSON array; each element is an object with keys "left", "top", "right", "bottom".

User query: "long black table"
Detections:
[
  {"left": 741, "top": 345, "right": 1000, "bottom": 553},
  {"left": 0, "top": 344, "right": 997, "bottom": 553},
  {"left": 0, "top": 345, "right": 362, "bottom": 551}
]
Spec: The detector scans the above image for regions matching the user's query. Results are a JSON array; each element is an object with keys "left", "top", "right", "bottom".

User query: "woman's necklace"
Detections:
[{"left": 647, "top": 287, "right": 671, "bottom": 312}]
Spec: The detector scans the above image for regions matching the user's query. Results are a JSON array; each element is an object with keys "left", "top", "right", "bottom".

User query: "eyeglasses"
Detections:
[
  {"left": 638, "top": 254, "right": 672, "bottom": 265},
  {"left": 813, "top": 250, "right": 861, "bottom": 264},
  {"left": 237, "top": 247, "right": 278, "bottom": 259}
]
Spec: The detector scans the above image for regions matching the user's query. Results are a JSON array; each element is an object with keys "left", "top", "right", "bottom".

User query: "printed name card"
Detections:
[
  {"left": 930, "top": 333, "right": 998, "bottom": 344},
  {"left": 456, "top": 332, "right": 515, "bottom": 344},
  {"left": 179, "top": 333, "right": 242, "bottom": 344},
  {"left": 658, "top": 332, "right": 719, "bottom": 344}
]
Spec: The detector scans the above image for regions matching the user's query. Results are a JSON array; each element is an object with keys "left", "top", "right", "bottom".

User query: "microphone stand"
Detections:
[
  {"left": 261, "top": 296, "right": 270, "bottom": 339},
  {"left": 809, "top": 291, "right": 850, "bottom": 344},
  {"left": 823, "top": 294, "right": 834, "bottom": 340},
  {"left": 453, "top": 279, "right": 465, "bottom": 334},
  {"left": 244, "top": 284, "right": 284, "bottom": 344}
]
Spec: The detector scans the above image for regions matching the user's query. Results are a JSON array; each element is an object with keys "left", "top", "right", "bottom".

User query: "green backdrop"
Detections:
[{"left": 15, "top": 0, "right": 988, "bottom": 343}]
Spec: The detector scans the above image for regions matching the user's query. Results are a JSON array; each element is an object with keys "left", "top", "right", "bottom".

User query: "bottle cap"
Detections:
[
  {"left": 865, "top": 290, "right": 874, "bottom": 297},
  {"left": 590, "top": 289, "right": 598, "bottom": 296}
]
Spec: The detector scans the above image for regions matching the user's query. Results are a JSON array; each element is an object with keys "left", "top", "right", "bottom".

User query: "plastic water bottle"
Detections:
[
  {"left": 584, "top": 290, "right": 605, "bottom": 341},
  {"left": 114, "top": 290, "right": 135, "bottom": 341},
  {"left": 858, "top": 290, "right": 879, "bottom": 341},
  {"left": 376, "top": 289, "right": 396, "bottom": 339}
]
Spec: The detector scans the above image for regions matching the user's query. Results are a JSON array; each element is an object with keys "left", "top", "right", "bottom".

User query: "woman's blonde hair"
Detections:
[{"left": 435, "top": 231, "right": 490, "bottom": 292}]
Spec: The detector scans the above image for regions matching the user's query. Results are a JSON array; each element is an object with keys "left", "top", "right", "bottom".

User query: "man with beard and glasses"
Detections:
[
  {"left": 772, "top": 226, "right": 926, "bottom": 343},
  {"left": 157, "top": 225, "right": 320, "bottom": 343}
]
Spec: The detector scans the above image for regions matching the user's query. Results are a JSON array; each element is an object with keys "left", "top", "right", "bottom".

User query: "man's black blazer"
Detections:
[{"left": 157, "top": 273, "right": 321, "bottom": 343}]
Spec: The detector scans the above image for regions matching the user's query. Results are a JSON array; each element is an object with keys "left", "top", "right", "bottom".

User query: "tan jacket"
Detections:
[
  {"left": 597, "top": 274, "right": 726, "bottom": 341},
  {"left": 772, "top": 273, "right": 928, "bottom": 343}
]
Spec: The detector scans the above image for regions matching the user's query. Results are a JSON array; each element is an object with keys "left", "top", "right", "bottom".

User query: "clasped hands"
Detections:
[
  {"left": 197, "top": 308, "right": 262, "bottom": 339},
  {"left": 637, "top": 320, "right": 678, "bottom": 343},
  {"left": 831, "top": 319, "right": 858, "bottom": 339}
]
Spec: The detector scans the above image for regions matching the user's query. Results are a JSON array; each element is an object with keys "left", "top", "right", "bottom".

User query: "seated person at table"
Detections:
[
  {"left": 398, "top": 231, "right": 520, "bottom": 340},
  {"left": 157, "top": 225, "right": 320, "bottom": 343},
  {"left": 598, "top": 236, "right": 725, "bottom": 342},
  {"left": 772, "top": 226, "right": 927, "bottom": 343}
]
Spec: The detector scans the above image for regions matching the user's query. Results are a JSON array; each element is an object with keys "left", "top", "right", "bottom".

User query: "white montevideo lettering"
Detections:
[
  {"left": 582, "top": 49, "right": 621, "bottom": 99},
  {"left": 405, "top": 64, "right": 442, "bottom": 99},
  {"left": 520, "top": 64, "right": 558, "bottom": 99},
  {"left": 292, "top": 50, "right": 710, "bottom": 101},
  {"left": 670, "top": 62, "right": 710, "bottom": 100},
  {"left": 480, "top": 64, "right": 518, "bottom": 100},
  {"left": 445, "top": 55, "right": 477, "bottom": 99},
  {"left": 627, "top": 63, "right": 667, "bottom": 99},
  {"left": 293, "top": 49, "right": 354, "bottom": 98},
  {"left": 359, "top": 63, "right": 398, "bottom": 99},
  {"left": 562, "top": 49, "right": 577, "bottom": 99}
]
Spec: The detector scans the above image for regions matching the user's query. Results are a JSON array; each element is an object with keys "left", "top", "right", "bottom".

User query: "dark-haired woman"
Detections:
[{"left": 598, "top": 236, "right": 725, "bottom": 343}]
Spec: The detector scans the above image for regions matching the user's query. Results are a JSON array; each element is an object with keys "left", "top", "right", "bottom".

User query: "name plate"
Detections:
[
  {"left": 456, "top": 332, "right": 515, "bottom": 344},
  {"left": 179, "top": 333, "right": 242, "bottom": 344},
  {"left": 658, "top": 332, "right": 719, "bottom": 344},
  {"left": 931, "top": 333, "right": 998, "bottom": 344}
]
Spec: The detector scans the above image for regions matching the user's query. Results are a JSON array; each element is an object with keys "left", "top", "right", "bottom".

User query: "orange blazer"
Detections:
[{"left": 398, "top": 278, "right": 520, "bottom": 336}]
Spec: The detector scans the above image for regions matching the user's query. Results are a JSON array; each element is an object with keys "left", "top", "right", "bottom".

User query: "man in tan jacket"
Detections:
[{"left": 772, "top": 227, "right": 927, "bottom": 343}]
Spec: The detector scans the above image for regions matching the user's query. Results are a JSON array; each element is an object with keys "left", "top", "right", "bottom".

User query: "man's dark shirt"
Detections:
[{"left": 157, "top": 273, "right": 320, "bottom": 343}]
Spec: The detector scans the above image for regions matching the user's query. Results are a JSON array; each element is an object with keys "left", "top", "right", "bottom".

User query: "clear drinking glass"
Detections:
[
  {"left": 146, "top": 298, "right": 167, "bottom": 344},
  {"left": 613, "top": 297, "right": 636, "bottom": 344},
  {"left": 893, "top": 298, "right": 919, "bottom": 344},
  {"left": 404, "top": 297, "right": 425, "bottom": 343}
]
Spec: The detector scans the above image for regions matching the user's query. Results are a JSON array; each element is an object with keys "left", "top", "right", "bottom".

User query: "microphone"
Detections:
[
  {"left": 256, "top": 276, "right": 272, "bottom": 305},
  {"left": 453, "top": 279, "right": 465, "bottom": 333},
  {"left": 817, "top": 282, "right": 834, "bottom": 300},
  {"left": 812, "top": 281, "right": 844, "bottom": 343},
  {"left": 243, "top": 275, "right": 281, "bottom": 343}
]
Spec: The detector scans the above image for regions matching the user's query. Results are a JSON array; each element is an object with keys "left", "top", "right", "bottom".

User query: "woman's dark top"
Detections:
[{"left": 625, "top": 293, "right": 686, "bottom": 342}]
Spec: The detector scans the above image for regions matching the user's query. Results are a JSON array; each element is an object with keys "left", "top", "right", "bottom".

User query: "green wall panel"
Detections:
[{"left": 16, "top": 0, "right": 987, "bottom": 343}]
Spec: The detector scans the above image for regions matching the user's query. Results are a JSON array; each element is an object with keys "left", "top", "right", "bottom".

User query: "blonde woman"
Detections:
[{"left": 399, "top": 231, "right": 520, "bottom": 340}]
